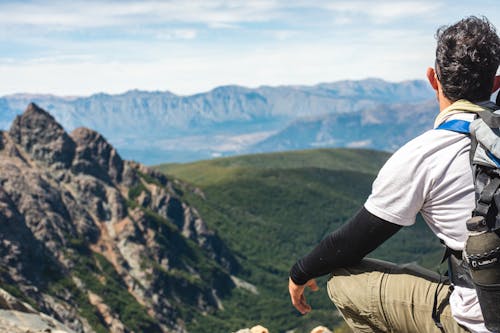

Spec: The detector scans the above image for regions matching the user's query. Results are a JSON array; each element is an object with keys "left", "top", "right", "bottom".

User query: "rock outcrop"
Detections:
[
  {"left": 9, "top": 103, "right": 76, "bottom": 169},
  {"left": 71, "top": 127, "right": 124, "bottom": 184},
  {"left": 0, "top": 287, "right": 76, "bottom": 333},
  {"left": 234, "top": 325, "right": 333, "bottom": 333},
  {"left": 0, "top": 104, "right": 239, "bottom": 333},
  {"left": 310, "top": 326, "right": 333, "bottom": 333}
]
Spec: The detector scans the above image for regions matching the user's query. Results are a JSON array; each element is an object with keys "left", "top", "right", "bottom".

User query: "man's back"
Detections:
[
  {"left": 366, "top": 109, "right": 487, "bottom": 331},
  {"left": 289, "top": 16, "right": 500, "bottom": 332},
  {"left": 366, "top": 112, "right": 474, "bottom": 250}
]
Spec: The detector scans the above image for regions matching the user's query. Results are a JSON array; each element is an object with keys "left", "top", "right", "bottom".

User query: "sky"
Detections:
[{"left": 0, "top": 0, "right": 499, "bottom": 97}]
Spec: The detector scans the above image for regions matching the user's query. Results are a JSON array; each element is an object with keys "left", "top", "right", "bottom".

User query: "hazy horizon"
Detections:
[{"left": 0, "top": 76, "right": 428, "bottom": 98}]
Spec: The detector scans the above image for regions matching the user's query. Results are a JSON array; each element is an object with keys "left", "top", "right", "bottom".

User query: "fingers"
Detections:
[
  {"left": 291, "top": 291, "right": 311, "bottom": 314},
  {"left": 297, "top": 294, "right": 312, "bottom": 314},
  {"left": 289, "top": 278, "right": 309, "bottom": 314},
  {"left": 288, "top": 278, "right": 318, "bottom": 315},
  {"left": 307, "top": 279, "right": 319, "bottom": 292}
]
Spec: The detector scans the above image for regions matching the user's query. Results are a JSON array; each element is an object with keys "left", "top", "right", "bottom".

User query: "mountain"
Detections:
[
  {"left": 0, "top": 103, "right": 241, "bottom": 333},
  {"left": 249, "top": 100, "right": 437, "bottom": 153},
  {"left": 0, "top": 79, "right": 435, "bottom": 164},
  {"left": 157, "top": 149, "right": 444, "bottom": 333},
  {"left": 0, "top": 103, "right": 445, "bottom": 333}
]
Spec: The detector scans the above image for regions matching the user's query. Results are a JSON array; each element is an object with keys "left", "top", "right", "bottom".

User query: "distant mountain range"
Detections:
[
  {"left": 0, "top": 79, "right": 436, "bottom": 164},
  {"left": 250, "top": 99, "right": 437, "bottom": 153}
]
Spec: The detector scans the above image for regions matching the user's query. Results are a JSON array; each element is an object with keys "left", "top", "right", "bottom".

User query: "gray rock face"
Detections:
[
  {"left": 148, "top": 185, "right": 240, "bottom": 274},
  {"left": 0, "top": 104, "right": 239, "bottom": 333},
  {"left": 0, "top": 288, "right": 77, "bottom": 333},
  {"left": 71, "top": 127, "right": 124, "bottom": 184},
  {"left": 0, "top": 185, "right": 61, "bottom": 288},
  {"left": 9, "top": 103, "right": 76, "bottom": 169},
  {"left": 0, "top": 288, "right": 36, "bottom": 313}
]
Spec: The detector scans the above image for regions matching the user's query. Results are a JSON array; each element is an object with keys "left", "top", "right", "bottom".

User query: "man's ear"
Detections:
[
  {"left": 427, "top": 67, "right": 439, "bottom": 91},
  {"left": 493, "top": 75, "right": 500, "bottom": 93}
]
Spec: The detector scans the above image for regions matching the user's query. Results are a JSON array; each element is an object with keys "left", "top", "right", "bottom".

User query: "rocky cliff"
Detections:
[{"left": 0, "top": 103, "right": 240, "bottom": 332}]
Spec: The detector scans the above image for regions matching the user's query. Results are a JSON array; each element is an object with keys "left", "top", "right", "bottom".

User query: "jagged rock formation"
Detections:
[
  {"left": 0, "top": 103, "right": 240, "bottom": 332},
  {"left": 0, "top": 287, "right": 76, "bottom": 333}
]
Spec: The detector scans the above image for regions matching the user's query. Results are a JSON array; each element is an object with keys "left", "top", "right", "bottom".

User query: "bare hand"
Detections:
[{"left": 288, "top": 277, "right": 319, "bottom": 314}]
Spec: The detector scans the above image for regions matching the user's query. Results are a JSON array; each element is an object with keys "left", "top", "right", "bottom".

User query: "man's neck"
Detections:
[
  {"left": 439, "top": 98, "right": 453, "bottom": 112},
  {"left": 438, "top": 87, "right": 453, "bottom": 112}
]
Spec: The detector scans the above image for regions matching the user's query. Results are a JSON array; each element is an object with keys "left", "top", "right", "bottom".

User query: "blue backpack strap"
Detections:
[
  {"left": 435, "top": 119, "right": 471, "bottom": 134},
  {"left": 436, "top": 118, "right": 500, "bottom": 171}
]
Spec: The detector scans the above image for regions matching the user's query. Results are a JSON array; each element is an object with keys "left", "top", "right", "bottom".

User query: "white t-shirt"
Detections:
[{"left": 364, "top": 112, "right": 488, "bottom": 333}]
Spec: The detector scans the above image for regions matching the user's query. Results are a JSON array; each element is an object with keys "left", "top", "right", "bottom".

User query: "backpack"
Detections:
[{"left": 437, "top": 100, "right": 500, "bottom": 332}]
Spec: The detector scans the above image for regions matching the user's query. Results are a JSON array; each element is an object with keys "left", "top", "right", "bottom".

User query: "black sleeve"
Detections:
[{"left": 289, "top": 206, "right": 402, "bottom": 285}]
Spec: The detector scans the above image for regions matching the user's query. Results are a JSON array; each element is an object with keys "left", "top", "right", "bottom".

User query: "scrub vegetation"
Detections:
[{"left": 156, "top": 148, "right": 444, "bottom": 332}]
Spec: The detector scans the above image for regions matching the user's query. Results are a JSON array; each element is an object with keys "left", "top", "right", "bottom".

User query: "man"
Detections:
[{"left": 289, "top": 16, "right": 500, "bottom": 333}]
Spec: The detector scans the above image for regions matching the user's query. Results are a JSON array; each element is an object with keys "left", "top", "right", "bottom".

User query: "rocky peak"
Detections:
[
  {"left": 0, "top": 104, "right": 240, "bottom": 333},
  {"left": 8, "top": 103, "right": 76, "bottom": 168},
  {"left": 70, "top": 127, "right": 124, "bottom": 184}
]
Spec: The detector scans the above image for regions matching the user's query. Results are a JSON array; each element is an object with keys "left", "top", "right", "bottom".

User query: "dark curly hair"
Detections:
[{"left": 435, "top": 16, "right": 500, "bottom": 102}]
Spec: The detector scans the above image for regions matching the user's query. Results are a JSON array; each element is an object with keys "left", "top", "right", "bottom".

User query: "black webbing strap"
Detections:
[
  {"left": 447, "top": 249, "right": 474, "bottom": 288},
  {"left": 440, "top": 245, "right": 463, "bottom": 264},
  {"left": 470, "top": 132, "right": 478, "bottom": 166},
  {"left": 432, "top": 275, "right": 447, "bottom": 332},
  {"left": 475, "top": 177, "right": 500, "bottom": 217}
]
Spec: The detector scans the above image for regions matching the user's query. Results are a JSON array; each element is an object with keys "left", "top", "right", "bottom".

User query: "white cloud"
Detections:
[
  {"left": 1, "top": 0, "right": 491, "bottom": 97},
  {"left": 154, "top": 29, "right": 198, "bottom": 40},
  {"left": 0, "top": 29, "right": 434, "bottom": 97},
  {"left": 271, "top": 30, "right": 298, "bottom": 40},
  {"left": 0, "top": 0, "right": 443, "bottom": 32},
  {"left": 324, "top": 0, "right": 442, "bottom": 23},
  {"left": 0, "top": 0, "right": 284, "bottom": 29}
]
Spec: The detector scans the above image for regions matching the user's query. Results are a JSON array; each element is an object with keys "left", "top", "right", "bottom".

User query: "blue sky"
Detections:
[{"left": 0, "top": 0, "right": 499, "bottom": 96}]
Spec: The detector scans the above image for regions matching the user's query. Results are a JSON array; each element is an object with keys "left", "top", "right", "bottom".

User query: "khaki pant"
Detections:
[{"left": 327, "top": 259, "right": 470, "bottom": 333}]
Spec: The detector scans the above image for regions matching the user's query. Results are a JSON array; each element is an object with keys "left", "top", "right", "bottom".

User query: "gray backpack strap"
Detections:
[
  {"left": 469, "top": 101, "right": 500, "bottom": 168},
  {"left": 475, "top": 177, "right": 500, "bottom": 218},
  {"left": 436, "top": 100, "right": 500, "bottom": 330},
  {"left": 475, "top": 101, "right": 500, "bottom": 127},
  {"left": 464, "top": 100, "right": 500, "bottom": 331}
]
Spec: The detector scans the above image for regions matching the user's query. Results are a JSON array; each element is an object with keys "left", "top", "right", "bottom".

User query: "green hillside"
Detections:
[
  {"left": 162, "top": 148, "right": 389, "bottom": 186},
  {"left": 155, "top": 148, "right": 444, "bottom": 333}
]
